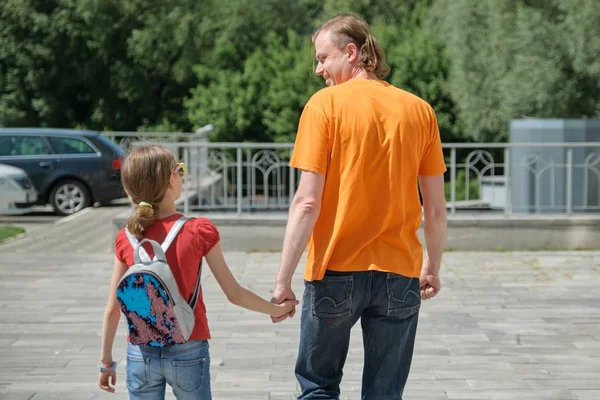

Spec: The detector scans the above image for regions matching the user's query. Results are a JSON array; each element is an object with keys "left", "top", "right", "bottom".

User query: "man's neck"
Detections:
[{"left": 350, "top": 68, "right": 378, "bottom": 81}]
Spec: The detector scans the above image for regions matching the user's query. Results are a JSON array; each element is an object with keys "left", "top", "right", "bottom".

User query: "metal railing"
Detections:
[
  {"left": 444, "top": 142, "right": 600, "bottom": 215},
  {"left": 109, "top": 137, "right": 600, "bottom": 216},
  {"left": 102, "top": 125, "right": 214, "bottom": 152}
]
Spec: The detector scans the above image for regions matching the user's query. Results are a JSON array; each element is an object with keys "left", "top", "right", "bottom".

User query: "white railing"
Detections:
[
  {"left": 102, "top": 125, "right": 214, "bottom": 152},
  {"left": 444, "top": 142, "right": 600, "bottom": 215},
  {"left": 109, "top": 137, "right": 600, "bottom": 216}
]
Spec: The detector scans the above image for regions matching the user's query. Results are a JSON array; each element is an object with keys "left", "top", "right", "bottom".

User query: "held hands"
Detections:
[
  {"left": 272, "top": 298, "right": 299, "bottom": 318},
  {"left": 270, "top": 284, "right": 297, "bottom": 323},
  {"left": 419, "top": 267, "right": 441, "bottom": 300}
]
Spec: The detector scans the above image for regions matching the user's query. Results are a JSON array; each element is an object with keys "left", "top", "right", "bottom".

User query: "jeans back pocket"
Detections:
[
  {"left": 311, "top": 275, "right": 354, "bottom": 324},
  {"left": 126, "top": 355, "right": 150, "bottom": 393},
  {"left": 386, "top": 274, "right": 421, "bottom": 319},
  {"left": 173, "top": 357, "right": 207, "bottom": 392}
]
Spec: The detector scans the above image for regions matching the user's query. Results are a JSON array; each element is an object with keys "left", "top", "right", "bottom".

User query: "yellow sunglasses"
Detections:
[{"left": 175, "top": 162, "right": 186, "bottom": 177}]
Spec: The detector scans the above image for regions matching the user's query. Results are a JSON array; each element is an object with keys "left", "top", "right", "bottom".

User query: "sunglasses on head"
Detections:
[{"left": 174, "top": 162, "right": 186, "bottom": 177}]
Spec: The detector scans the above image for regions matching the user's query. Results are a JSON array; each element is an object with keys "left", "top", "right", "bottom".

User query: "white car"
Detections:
[{"left": 0, "top": 164, "right": 38, "bottom": 215}]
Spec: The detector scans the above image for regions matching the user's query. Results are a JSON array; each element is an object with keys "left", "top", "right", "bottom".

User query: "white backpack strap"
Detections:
[
  {"left": 157, "top": 216, "right": 202, "bottom": 309},
  {"left": 160, "top": 216, "right": 190, "bottom": 253},
  {"left": 125, "top": 216, "right": 201, "bottom": 308},
  {"left": 125, "top": 216, "right": 190, "bottom": 262},
  {"left": 125, "top": 228, "right": 152, "bottom": 262}
]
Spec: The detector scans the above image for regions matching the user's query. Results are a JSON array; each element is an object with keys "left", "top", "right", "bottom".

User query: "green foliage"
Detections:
[
  {"left": 431, "top": 0, "right": 600, "bottom": 141},
  {"left": 444, "top": 170, "right": 480, "bottom": 202},
  {"left": 1, "top": 0, "right": 598, "bottom": 143},
  {"left": 311, "top": 0, "right": 422, "bottom": 25},
  {"left": 186, "top": 31, "right": 322, "bottom": 143},
  {"left": 371, "top": 2, "right": 463, "bottom": 142}
]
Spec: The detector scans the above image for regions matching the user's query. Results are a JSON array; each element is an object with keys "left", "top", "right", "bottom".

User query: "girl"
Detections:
[{"left": 99, "top": 144, "right": 296, "bottom": 399}]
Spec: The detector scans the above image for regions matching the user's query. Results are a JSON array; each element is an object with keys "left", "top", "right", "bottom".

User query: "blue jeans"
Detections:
[
  {"left": 295, "top": 271, "right": 421, "bottom": 400},
  {"left": 126, "top": 340, "right": 211, "bottom": 400}
]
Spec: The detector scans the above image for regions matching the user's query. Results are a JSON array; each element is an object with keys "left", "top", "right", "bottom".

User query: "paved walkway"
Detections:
[{"left": 1, "top": 207, "right": 599, "bottom": 399}]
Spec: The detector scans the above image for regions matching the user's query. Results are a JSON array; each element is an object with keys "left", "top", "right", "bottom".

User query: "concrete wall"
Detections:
[{"left": 113, "top": 211, "right": 600, "bottom": 252}]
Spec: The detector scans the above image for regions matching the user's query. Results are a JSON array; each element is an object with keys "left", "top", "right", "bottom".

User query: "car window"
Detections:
[
  {"left": 48, "top": 137, "right": 96, "bottom": 155},
  {"left": 0, "top": 136, "right": 14, "bottom": 156},
  {"left": 3, "top": 136, "right": 52, "bottom": 156}
]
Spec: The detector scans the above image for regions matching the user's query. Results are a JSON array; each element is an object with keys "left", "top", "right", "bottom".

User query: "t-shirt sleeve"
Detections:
[
  {"left": 114, "top": 229, "right": 128, "bottom": 263},
  {"left": 289, "top": 102, "right": 330, "bottom": 174},
  {"left": 196, "top": 218, "right": 220, "bottom": 255},
  {"left": 419, "top": 105, "right": 447, "bottom": 176}
]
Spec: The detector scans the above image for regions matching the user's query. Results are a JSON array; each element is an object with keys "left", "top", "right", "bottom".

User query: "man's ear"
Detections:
[{"left": 346, "top": 42, "right": 360, "bottom": 63}]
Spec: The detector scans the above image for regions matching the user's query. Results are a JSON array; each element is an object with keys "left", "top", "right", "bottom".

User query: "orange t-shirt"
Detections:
[
  {"left": 115, "top": 214, "right": 220, "bottom": 340},
  {"left": 290, "top": 79, "right": 446, "bottom": 281}
]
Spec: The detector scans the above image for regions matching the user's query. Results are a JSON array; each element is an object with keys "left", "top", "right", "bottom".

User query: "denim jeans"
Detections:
[
  {"left": 295, "top": 271, "right": 421, "bottom": 400},
  {"left": 126, "top": 340, "right": 211, "bottom": 400}
]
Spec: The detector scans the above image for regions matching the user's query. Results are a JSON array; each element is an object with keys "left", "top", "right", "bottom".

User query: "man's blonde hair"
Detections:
[{"left": 313, "top": 13, "right": 390, "bottom": 79}]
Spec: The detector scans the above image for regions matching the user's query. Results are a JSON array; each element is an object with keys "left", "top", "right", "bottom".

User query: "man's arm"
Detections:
[
  {"left": 272, "top": 170, "right": 326, "bottom": 321},
  {"left": 418, "top": 174, "right": 447, "bottom": 299}
]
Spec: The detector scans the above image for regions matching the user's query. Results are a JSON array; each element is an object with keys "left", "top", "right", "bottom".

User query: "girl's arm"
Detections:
[
  {"left": 100, "top": 256, "right": 128, "bottom": 366},
  {"left": 205, "top": 242, "right": 298, "bottom": 317}
]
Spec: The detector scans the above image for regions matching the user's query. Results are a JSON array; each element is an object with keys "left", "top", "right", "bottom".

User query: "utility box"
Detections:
[{"left": 509, "top": 119, "right": 600, "bottom": 214}]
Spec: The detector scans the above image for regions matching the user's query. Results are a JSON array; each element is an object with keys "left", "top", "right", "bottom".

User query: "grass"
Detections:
[{"left": 0, "top": 225, "right": 25, "bottom": 242}]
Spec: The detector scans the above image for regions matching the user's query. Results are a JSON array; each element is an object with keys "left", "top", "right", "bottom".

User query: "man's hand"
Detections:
[
  {"left": 419, "top": 268, "right": 441, "bottom": 300},
  {"left": 270, "top": 284, "right": 296, "bottom": 323}
]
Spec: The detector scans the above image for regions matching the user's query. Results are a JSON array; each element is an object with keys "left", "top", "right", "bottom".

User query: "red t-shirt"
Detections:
[{"left": 114, "top": 213, "right": 219, "bottom": 341}]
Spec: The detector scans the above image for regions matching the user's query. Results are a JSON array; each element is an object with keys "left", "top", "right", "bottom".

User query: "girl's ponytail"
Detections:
[
  {"left": 120, "top": 145, "right": 176, "bottom": 239},
  {"left": 126, "top": 202, "right": 157, "bottom": 239}
]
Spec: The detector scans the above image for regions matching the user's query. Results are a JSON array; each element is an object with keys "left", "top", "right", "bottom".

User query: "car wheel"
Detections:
[{"left": 50, "top": 180, "right": 91, "bottom": 216}]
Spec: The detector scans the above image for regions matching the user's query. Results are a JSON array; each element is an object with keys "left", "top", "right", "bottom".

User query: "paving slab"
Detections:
[{"left": 1, "top": 207, "right": 599, "bottom": 399}]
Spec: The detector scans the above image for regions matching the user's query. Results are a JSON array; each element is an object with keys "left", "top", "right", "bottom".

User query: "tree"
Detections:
[
  {"left": 431, "top": 0, "right": 600, "bottom": 142},
  {"left": 0, "top": 0, "right": 94, "bottom": 128},
  {"left": 186, "top": 30, "right": 322, "bottom": 143},
  {"left": 251, "top": 31, "right": 323, "bottom": 143},
  {"left": 371, "top": 1, "right": 462, "bottom": 142},
  {"left": 0, "top": 0, "right": 317, "bottom": 132},
  {"left": 0, "top": 0, "right": 208, "bottom": 131},
  {"left": 306, "top": 0, "right": 421, "bottom": 26}
]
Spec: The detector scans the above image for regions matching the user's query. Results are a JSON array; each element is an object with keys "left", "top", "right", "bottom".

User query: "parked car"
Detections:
[
  {"left": 0, "top": 128, "right": 127, "bottom": 215},
  {"left": 0, "top": 164, "right": 38, "bottom": 215}
]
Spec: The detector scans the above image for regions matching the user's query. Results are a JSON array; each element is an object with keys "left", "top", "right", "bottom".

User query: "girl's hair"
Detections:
[
  {"left": 121, "top": 144, "right": 177, "bottom": 239},
  {"left": 313, "top": 13, "right": 390, "bottom": 79}
]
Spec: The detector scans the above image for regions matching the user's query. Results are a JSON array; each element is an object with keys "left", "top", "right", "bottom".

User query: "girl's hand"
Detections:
[
  {"left": 99, "top": 368, "right": 117, "bottom": 393},
  {"left": 272, "top": 299, "right": 299, "bottom": 318}
]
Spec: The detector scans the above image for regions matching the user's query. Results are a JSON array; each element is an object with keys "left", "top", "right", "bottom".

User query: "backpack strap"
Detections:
[
  {"left": 160, "top": 216, "right": 190, "bottom": 253},
  {"left": 125, "top": 228, "right": 151, "bottom": 263},
  {"left": 189, "top": 259, "right": 202, "bottom": 310},
  {"left": 124, "top": 215, "right": 202, "bottom": 309},
  {"left": 161, "top": 216, "right": 204, "bottom": 310},
  {"left": 125, "top": 216, "right": 190, "bottom": 262}
]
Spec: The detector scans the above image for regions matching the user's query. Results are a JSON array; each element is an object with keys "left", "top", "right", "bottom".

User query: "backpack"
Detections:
[{"left": 116, "top": 216, "right": 201, "bottom": 347}]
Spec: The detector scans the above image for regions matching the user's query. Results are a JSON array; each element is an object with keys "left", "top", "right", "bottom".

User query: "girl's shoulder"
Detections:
[
  {"left": 115, "top": 227, "right": 129, "bottom": 245},
  {"left": 183, "top": 216, "right": 220, "bottom": 254},
  {"left": 114, "top": 228, "right": 131, "bottom": 263},
  {"left": 187, "top": 216, "right": 217, "bottom": 228}
]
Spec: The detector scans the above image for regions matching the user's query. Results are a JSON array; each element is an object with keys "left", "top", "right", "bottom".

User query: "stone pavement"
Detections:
[{"left": 1, "top": 207, "right": 599, "bottom": 399}]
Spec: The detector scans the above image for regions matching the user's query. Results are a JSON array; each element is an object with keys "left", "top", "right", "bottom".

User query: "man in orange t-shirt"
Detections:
[{"left": 271, "top": 13, "right": 448, "bottom": 400}]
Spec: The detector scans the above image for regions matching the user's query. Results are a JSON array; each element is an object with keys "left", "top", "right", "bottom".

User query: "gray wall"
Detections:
[{"left": 509, "top": 119, "right": 600, "bottom": 213}]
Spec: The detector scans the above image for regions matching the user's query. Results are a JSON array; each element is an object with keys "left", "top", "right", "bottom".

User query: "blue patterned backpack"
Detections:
[{"left": 116, "top": 216, "right": 201, "bottom": 347}]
